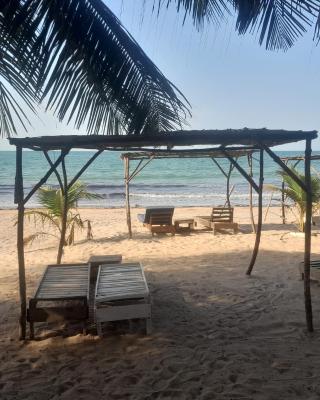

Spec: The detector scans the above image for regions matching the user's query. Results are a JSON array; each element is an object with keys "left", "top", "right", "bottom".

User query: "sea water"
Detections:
[{"left": 0, "top": 150, "right": 319, "bottom": 208}]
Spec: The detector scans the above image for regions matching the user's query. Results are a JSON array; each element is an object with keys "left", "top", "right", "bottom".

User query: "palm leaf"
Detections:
[
  {"left": 0, "top": 0, "right": 189, "bottom": 137},
  {"left": 158, "top": 0, "right": 319, "bottom": 50}
]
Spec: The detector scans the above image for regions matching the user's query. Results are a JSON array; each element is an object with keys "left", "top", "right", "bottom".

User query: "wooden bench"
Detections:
[
  {"left": 28, "top": 263, "right": 90, "bottom": 339},
  {"left": 195, "top": 207, "right": 238, "bottom": 234},
  {"left": 94, "top": 262, "right": 151, "bottom": 336}
]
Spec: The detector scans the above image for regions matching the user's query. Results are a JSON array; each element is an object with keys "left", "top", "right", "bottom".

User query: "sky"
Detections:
[{"left": 1, "top": 0, "right": 320, "bottom": 150}]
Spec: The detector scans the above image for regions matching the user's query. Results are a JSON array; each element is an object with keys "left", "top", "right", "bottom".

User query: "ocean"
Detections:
[{"left": 0, "top": 150, "right": 319, "bottom": 209}]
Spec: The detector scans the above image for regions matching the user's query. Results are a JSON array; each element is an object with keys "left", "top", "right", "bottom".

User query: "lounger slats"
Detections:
[
  {"left": 195, "top": 207, "right": 238, "bottom": 234},
  {"left": 28, "top": 264, "right": 90, "bottom": 339},
  {"left": 94, "top": 262, "right": 152, "bottom": 335}
]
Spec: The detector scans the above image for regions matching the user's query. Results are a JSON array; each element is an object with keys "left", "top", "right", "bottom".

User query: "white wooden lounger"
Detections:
[
  {"left": 28, "top": 263, "right": 90, "bottom": 339},
  {"left": 94, "top": 262, "right": 151, "bottom": 336}
]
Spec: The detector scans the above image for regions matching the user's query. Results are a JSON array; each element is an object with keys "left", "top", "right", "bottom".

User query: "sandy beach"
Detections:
[{"left": 1, "top": 206, "right": 320, "bottom": 399}]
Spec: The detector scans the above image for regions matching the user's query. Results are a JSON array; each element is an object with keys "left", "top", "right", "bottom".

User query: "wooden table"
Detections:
[{"left": 174, "top": 219, "right": 194, "bottom": 232}]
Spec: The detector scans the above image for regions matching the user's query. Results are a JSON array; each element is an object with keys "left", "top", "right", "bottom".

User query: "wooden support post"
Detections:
[
  {"left": 304, "top": 139, "right": 313, "bottom": 332},
  {"left": 15, "top": 146, "right": 27, "bottom": 340},
  {"left": 280, "top": 159, "right": 288, "bottom": 224},
  {"left": 226, "top": 162, "right": 234, "bottom": 208},
  {"left": 57, "top": 153, "right": 68, "bottom": 264},
  {"left": 281, "top": 178, "right": 286, "bottom": 224},
  {"left": 125, "top": 157, "right": 132, "bottom": 238},
  {"left": 247, "top": 154, "right": 256, "bottom": 233},
  {"left": 246, "top": 148, "right": 264, "bottom": 275}
]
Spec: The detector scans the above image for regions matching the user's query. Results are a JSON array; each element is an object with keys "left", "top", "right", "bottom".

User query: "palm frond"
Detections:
[
  {"left": 23, "top": 231, "right": 58, "bottom": 246},
  {"left": 158, "top": 0, "right": 320, "bottom": 50},
  {"left": 0, "top": 0, "right": 189, "bottom": 137},
  {"left": 24, "top": 209, "right": 61, "bottom": 231}
]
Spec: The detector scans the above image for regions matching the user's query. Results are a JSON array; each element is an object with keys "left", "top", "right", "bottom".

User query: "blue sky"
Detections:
[{"left": 1, "top": 0, "right": 320, "bottom": 150}]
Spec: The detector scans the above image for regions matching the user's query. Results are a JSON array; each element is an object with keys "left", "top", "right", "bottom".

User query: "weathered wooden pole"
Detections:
[
  {"left": 15, "top": 146, "right": 27, "bottom": 339},
  {"left": 226, "top": 162, "right": 233, "bottom": 208},
  {"left": 247, "top": 154, "right": 256, "bottom": 233},
  {"left": 57, "top": 153, "right": 68, "bottom": 264},
  {"left": 304, "top": 138, "right": 313, "bottom": 332},
  {"left": 281, "top": 160, "right": 287, "bottom": 224},
  {"left": 124, "top": 157, "right": 132, "bottom": 238},
  {"left": 246, "top": 148, "right": 264, "bottom": 275}
]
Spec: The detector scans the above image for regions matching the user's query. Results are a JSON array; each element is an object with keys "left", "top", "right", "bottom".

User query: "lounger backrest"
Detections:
[
  {"left": 211, "top": 207, "right": 233, "bottom": 223},
  {"left": 144, "top": 207, "right": 174, "bottom": 225}
]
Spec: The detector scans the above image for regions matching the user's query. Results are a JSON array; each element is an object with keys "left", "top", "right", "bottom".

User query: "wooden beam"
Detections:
[
  {"left": 263, "top": 146, "right": 307, "bottom": 192},
  {"left": 247, "top": 154, "right": 256, "bottom": 233},
  {"left": 221, "top": 149, "right": 259, "bottom": 193},
  {"left": 124, "top": 157, "right": 132, "bottom": 238},
  {"left": 43, "top": 151, "right": 64, "bottom": 192},
  {"left": 15, "top": 146, "right": 27, "bottom": 339},
  {"left": 246, "top": 149, "right": 264, "bottom": 275},
  {"left": 304, "top": 138, "right": 313, "bottom": 332},
  {"left": 67, "top": 149, "right": 104, "bottom": 189},
  {"left": 9, "top": 129, "right": 318, "bottom": 150},
  {"left": 23, "top": 152, "right": 65, "bottom": 204},
  {"left": 211, "top": 158, "right": 228, "bottom": 178},
  {"left": 226, "top": 162, "right": 235, "bottom": 208},
  {"left": 281, "top": 159, "right": 287, "bottom": 225},
  {"left": 128, "top": 156, "right": 155, "bottom": 182}
]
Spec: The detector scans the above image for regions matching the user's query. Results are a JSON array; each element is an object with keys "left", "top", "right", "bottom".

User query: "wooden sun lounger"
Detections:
[
  {"left": 138, "top": 207, "right": 175, "bottom": 236},
  {"left": 195, "top": 207, "right": 238, "bottom": 234},
  {"left": 299, "top": 260, "right": 320, "bottom": 281},
  {"left": 94, "top": 262, "right": 151, "bottom": 336},
  {"left": 88, "top": 254, "right": 122, "bottom": 281},
  {"left": 27, "top": 263, "right": 90, "bottom": 339}
]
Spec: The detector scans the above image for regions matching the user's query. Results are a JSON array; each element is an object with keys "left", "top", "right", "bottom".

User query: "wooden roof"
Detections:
[
  {"left": 280, "top": 154, "right": 320, "bottom": 162},
  {"left": 8, "top": 128, "right": 317, "bottom": 151},
  {"left": 121, "top": 147, "right": 256, "bottom": 160}
]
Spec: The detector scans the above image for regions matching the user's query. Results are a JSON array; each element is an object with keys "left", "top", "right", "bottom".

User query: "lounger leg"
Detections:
[
  {"left": 29, "top": 299, "right": 36, "bottom": 340},
  {"left": 97, "top": 321, "right": 103, "bottom": 337},
  {"left": 82, "top": 321, "right": 87, "bottom": 335},
  {"left": 29, "top": 322, "right": 35, "bottom": 340},
  {"left": 146, "top": 318, "right": 152, "bottom": 335}
]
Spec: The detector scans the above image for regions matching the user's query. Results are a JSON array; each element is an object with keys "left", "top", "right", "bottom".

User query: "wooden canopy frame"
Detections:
[
  {"left": 120, "top": 148, "right": 257, "bottom": 239},
  {"left": 8, "top": 128, "right": 318, "bottom": 339}
]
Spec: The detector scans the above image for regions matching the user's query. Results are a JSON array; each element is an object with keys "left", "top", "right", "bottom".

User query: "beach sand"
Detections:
[{"left": 1, "top": 206, "right": 320, "bottom": 399}]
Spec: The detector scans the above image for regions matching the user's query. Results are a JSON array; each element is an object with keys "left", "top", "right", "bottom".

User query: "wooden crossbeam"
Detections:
[
  {"left": 263, "top": 145, "right": 307, "bottom": 193},
  {"left": 23, "top": 151, "right": 66, "bottom": 204},
  {"left": 221, "top": 149, "right": 259, "bottom": 193}
]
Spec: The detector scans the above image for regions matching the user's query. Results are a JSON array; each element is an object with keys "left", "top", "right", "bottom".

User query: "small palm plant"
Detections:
[
  {"left": 24, "top": 181, "right": 102, "bottom": 245},
  {"left": 268, "top": 168, "right": 320, "bottom": 232}
]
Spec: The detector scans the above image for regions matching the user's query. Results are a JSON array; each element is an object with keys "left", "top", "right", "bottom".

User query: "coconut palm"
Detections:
[
  {"left": 269, "top": 168, "right": 320, "bottom": 232},
  {"left": 1, "top": 1, "right": 320, "bottom": 137},
  {"left": 24, "top": 181, "right": 102, "bottom": 249}
]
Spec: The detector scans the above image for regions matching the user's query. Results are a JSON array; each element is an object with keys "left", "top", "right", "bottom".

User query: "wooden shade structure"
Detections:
[
  {"left": 8, "top": 128, "right": 318, "bottom": 339},
  {"left": 120, "top": 148, "right": 257, "bottom": 239}
]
